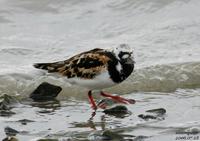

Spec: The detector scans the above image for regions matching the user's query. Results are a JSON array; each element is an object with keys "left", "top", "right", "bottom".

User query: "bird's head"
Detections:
[{"left": 112, "top": 44, "right": 135, "bottom": 65}]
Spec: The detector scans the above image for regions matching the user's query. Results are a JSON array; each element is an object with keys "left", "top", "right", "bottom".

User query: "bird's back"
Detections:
[{"left": 34, "top": 48, "right": 110, "bottom": 79}]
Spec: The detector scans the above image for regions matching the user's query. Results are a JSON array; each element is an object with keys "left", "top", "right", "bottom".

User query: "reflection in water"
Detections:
[
  {"left": 28, "top": 99, "right": 61, "bottom": 113},
  {"left": 87, "top": 117, "right": 137, "bottom": 141},
  {"left": 88, "top": 115, "right": 106, "bottom": 130},
  {"left": 71, "top": 115, "right": 136, "bottom": 140},
  {"left": 71, "top": 115, "right": 106, "bottom": 130},
  {"left": 70, "top": 108, "right": 136, "bottom": 140}
]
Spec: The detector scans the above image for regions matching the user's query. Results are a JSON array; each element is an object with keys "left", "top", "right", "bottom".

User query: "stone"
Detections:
[
  {"left": 138, "top": 114, "right": 157, "bottom": 120},
  {"left": 2, "top": 137, "right": 18, "bottom": 141},
  {"left": 103, "top": 105, "right": 130, "bottom": 118},
  {"left": 17, "top": 119, "right": 35, "bottom": 125},
  {"left": 146, "top": 108, "right": 166, "bottom": 115},
  {"left": 0, "top": 94, "right": 18, "bottom": 117},
  {"left": 138, "top": 108, "right": 166, "bottom": 120},
  {"left": 4, "top": 126, "right": 19, "bottom": 136},
  {"left": 30, "top": 82, "right": 62, "bottom": 101}
]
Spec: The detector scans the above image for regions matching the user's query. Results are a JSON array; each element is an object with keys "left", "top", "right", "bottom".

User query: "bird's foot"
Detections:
[
  {"left": 89, "top": 111, "right": 96, "bottom": 120},
  {"left": 100, "top": 91, "right": 136, "bottom": 105}
]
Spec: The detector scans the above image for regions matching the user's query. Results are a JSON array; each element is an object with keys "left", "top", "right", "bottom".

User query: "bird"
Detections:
[{"left": 33, "top": 44, "right": 135, "bottom": 110}]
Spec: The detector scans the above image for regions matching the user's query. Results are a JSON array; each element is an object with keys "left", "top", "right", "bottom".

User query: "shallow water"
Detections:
[
  {"left": 1, "top": 0, "right": 200, "bottom": 140},
  {"left": 1, "top": 91, "right": 200, "bottom": 140}
]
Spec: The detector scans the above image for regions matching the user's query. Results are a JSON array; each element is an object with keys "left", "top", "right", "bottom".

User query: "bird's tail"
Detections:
[{"left": 33, "top": 62, "right": 63, "bottom": 73}]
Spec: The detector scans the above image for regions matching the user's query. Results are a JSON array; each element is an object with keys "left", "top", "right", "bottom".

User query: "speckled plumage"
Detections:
[{"left": 34, "top": 44, "right": 135, "bottom": 90}]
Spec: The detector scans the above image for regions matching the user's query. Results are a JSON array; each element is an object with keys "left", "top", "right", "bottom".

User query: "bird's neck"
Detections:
[
  {"left": 120, "top": 62, "right": 134, "bottom": 80},
  {"left": 106, "top": 53, "right": 134, "bottom": 83}
]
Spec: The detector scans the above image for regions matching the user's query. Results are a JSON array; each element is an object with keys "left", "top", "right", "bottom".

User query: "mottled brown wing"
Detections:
[{"left": 34, "top": 48, "right": 111, "bottom": 79}]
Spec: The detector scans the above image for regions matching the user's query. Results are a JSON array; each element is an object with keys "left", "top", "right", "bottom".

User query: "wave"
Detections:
[
  {"left": 109, "top": 61, "right": 200, "bottom": 93},
  {"left": 0, "top": 62, "right": 200, "bottom": 99}
]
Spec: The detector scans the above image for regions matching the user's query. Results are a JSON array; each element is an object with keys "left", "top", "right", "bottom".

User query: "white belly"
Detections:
[{"left": 66, "top": 71, "right": 116, "bottom": 90}]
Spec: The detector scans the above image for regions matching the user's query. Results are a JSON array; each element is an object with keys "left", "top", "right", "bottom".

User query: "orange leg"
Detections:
[
  {"left": 88, "top": 90, "right": 97, "bottom": 110},
  {"left": 100, "top": 91, "right": 135, "bottom": 104}
]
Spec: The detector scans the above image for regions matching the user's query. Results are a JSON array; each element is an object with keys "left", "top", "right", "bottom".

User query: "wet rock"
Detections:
[
  {"left": 103, "top": 105, "right": 130, "bottom": 118},
  {"left": 146, "top": 108, "right": 166, "bottom": 115},
  {"left": 0, "top": 94, "right": 18, "bottom": 110},
  {"left": 17, "top": 119, "right": 35, "bottom": 125},
  {"left": 138, "top": 114, "right": 157, "bottom": 120},
  {"left": 88, "top": 130, "right": 123, "bottom": 140},
  {"left": 88, "top": 130, "right": 135, "bottom": 140},
  {"left": 2, "top": 137, "right": 18, "bottom": 141},
  {"left": 138, "top": 108, "right": 166, "bottom": 121},
  {"left": 30, "top": 82, "right": 62, "bottom": 101},
  {"left": 101, "top": 130, "right": 124, "bottom": 140},
  {"left": 4, "top": 126, "right": 19, "bottom": 136},
  {"left": 0, "top": 94, "right": 18, "bottom": 116}
]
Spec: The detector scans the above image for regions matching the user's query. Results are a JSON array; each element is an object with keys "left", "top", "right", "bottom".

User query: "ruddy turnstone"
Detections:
[{"left": 34, "top": 44, "right": 135, "bottom": 110}]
